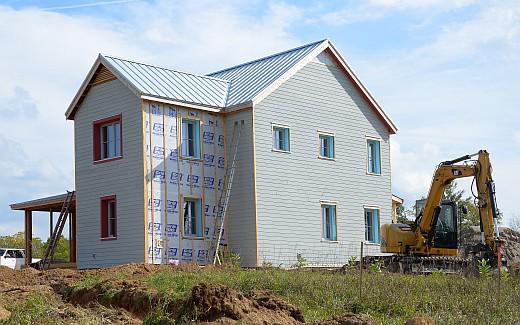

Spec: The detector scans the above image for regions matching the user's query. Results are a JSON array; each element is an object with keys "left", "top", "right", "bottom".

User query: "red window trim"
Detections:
[
  {"left": 93, "top": 114, "right": 123, "bottom": 164},
  {"left": 100, "top": 195, "right": 117, "bottom": 240}
]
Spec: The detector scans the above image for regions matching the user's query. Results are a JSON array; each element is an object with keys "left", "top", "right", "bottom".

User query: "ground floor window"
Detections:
[
  {"left": 101, "top": 196, "right": 117, "bottom": 239},
  {"left": 183, "top": 198, "right": 202, "bottom": 237},
  {"left": 365, "top": 208, "right": 380, "bottom": 243},
  {"left": 322, "top": 204, "right": 337, "bottom": 241}
]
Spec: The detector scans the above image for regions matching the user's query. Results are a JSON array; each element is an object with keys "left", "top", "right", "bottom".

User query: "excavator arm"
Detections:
[{"left": 415, "top": 150, "right": 500, "bottom": 256}]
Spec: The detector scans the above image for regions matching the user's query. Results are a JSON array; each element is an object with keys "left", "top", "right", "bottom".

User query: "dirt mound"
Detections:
[
  {"left": 460, "top": 226, "right": 520, "bottom": 264},
  {"left": 182, "top": 283, "right": 304, "bottom": 324},
  {"left": 405, "top": 315, "right": 435, "bottom": 325},
  {"left": 311, "top": 313, "right": 374, "bottom": 325}
]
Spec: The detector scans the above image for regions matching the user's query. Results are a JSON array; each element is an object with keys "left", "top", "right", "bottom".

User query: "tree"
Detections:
[
  {"left": 0, "top": 232, "right": 45, "bottom": 258},
  {"left": 43, "top": 235, "right": 70, "bottom": 261},
  {"left": 509, "top": 214, "right": 520, "bottom": 232},
  {"left": 396, "top": 204, "right": 415, "bottom": 223}
]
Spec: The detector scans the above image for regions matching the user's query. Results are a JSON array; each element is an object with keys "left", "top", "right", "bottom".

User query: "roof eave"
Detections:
[{"left": 141, "top": 94, "right": 224, "bottom": 113}]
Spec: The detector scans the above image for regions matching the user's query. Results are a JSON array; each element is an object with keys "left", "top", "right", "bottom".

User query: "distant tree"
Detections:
[
  {"left": 0, "top": 232, "right": 45, "bottom": 258},
  {"left": 443, "top": 182, "right": 479, "bottom": 230},
  {"left": 396, "top": 204, "right": 415, "bottom": 223},
  {"left": 43, "top": 235, "right": 70, "bottom": 261},
  {"left": 509, "top": 214, "right": 520, "bottom": 232}
]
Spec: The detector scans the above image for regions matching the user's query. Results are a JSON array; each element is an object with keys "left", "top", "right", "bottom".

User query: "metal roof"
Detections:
[
  {"left": 207, "top": 39, "right": 327, "bottom": 106},
  {"left": 102, "top": 55, "right": 230, "bottom": 108},
  {"left": 10, "top": 192, "right": 76, "bottom": 211}
]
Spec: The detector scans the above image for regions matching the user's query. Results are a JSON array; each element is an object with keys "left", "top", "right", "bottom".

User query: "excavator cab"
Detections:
[{"left": 431, "top": 201, "right": 458, "bottom": 249}]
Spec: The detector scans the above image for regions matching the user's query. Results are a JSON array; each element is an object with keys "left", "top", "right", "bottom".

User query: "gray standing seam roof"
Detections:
[
  {"left": 208, "top": 39, "right": 326, "bottom": 106},
  {"left": 99, "top": 40, "right": 326, "bottom": 109},
  {"left": 102, "top": 55, "right": 230, "bottom": 108}
]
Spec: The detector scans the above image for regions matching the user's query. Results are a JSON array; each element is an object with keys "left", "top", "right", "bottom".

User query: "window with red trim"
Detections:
[
  {"left": 93, "top": 115, "right": 122, "bottom": 162},
  {"left": 100, "top": 196, "right": 117, "bottom": 239}
]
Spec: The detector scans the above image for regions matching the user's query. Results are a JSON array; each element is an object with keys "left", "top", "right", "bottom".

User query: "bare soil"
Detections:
[{"left": 0, "top": 264, "right": 428, "bottom": 324}]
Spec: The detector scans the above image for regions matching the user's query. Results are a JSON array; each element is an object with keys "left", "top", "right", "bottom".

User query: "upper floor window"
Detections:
[
  {"left": 319, "top": 133, "right": 335, "bottom": 159},
  {"left": 183, "top": 198, "right": 203, "bottom": 237},
  {"left": 101, "top": 195, "right": 117, "bottom": 239},
  {"left": 365, "top": 207, "right": 380, "bottom": 243},
  {"left": 181, "top": 119, "right": 201, "bottom": 159},
  {"left": 322, "top": 203, "right": 337, "bottom": 241},
  {"left": 273, "top": 125, "right": 290, "bottom": 152},
  {"left": 93, "top": 115, "right": 122, "bottom": 162},
  {"left": 367, "top": 138, "right": 381, "bottom": 174}
]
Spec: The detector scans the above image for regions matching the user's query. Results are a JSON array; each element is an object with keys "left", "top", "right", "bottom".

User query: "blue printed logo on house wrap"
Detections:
[
  {"left": 204, "top": 154, "right": 215, "bottom": 167},
  {"left": 203, "top": 131, "right": 215, "bottom": 144}
]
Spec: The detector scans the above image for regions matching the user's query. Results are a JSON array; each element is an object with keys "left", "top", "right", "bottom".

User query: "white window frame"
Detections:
[
  {"left": 364, "top": 206, "right": 380, "bottom": 244},
  {"left": 100, "top": 121, "right": 121, "bottom": 160},
  {"left": 181, "top": 118, "right": 202, "bottom": 159},
  {"left": 318, "top": 131, "right": 335, "bottom": 160},
  {"left": 182, "top": 197, "right": 203, "bottom": 238},
  {"left": 321, "top": 201, "right": 338, "bottom": 242},
  {"left": 272, "top": 123, "right": 291, "bottom": 153},
  {"left": 366, "top": 136, "right": 382, "bottom": 175}
]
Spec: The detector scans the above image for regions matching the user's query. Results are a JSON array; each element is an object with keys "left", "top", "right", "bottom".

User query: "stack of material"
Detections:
[{"left": 459, "top": 226, "right": 520, "bottom": 265}]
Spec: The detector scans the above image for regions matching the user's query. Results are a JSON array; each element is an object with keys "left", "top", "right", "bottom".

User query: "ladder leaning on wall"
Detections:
[
  {"left": 207, "top": 120, "right": 243, "bottom": 265},
  {"left": 40, "top": 190, "right": 75, "bottom": 270}
]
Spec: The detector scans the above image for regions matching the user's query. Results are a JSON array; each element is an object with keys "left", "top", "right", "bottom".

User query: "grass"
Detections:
[
  {"left": 70, "top": 272, "right": 105, "bottom": 292},
  {"left": 144, "top": 267, "right": 520, "bottom": 324},
  {"left": 3, "top": 293, "right": 55, "bottom": 325}
]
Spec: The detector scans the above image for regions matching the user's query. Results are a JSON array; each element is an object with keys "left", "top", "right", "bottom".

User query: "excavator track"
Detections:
[{"left": 364, "top": 255, "right": 474, "bottom": 275}]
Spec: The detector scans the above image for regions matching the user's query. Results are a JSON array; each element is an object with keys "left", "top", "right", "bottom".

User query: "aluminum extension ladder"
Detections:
[
  {"left": 207, "top": 121, "right": 243, "bottom": 265},
  {"left": 40, "top": 190, "right": 75, "bottom": 270}
]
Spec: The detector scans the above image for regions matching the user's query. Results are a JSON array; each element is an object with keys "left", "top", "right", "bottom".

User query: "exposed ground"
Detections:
[{"left": 1, "top": 263, "right": 519, "bottom": 325}]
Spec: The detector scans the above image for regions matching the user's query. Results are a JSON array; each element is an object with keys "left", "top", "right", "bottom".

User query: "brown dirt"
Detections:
[
  {"left": 405, "top": 315, "right": 435, "bottom": 325},
  {"left": 310, "top": 313, "right": 375, "bottom": 325},
  {"left": 182, "top": 283, "right": 304, "bottom": 324},
  {"left": 0, "top": 264, "right": 378, "bottom": 324}
]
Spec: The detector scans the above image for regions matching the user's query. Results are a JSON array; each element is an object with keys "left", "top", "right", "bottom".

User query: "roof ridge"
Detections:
[
  {"left": 207, "top": 39, "right": 328, "bottom": 77},
  {"left": 101, "top": 54, "right": 231, "bottom": 83}
]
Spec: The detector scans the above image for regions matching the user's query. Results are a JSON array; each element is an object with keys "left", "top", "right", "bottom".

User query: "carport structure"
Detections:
[{"left": 10, "top": 192, "right": 77, "bottom": 268}]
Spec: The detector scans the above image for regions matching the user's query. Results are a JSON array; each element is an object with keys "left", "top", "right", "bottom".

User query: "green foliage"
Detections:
[
  {"left": 369, "top": 260, "right": 384, "bottom": 273},
  {"left": 430, "top": 269, "right": 445, "bottom": 278},
  {"left": 229, "top": 252, "right": 241, "bottom": 267},
  {"left": 478, "top": 259, "right": 492, "bottom": 278},
  {"left": 396, "top": 205, "right": 415, "bottom": 223},
  {"left": 501, "top": 268, "right": 510, "bottom": 280},
  {"left": 0, "top": 232, "right": 45, "bottom": 258},
  {"left": 293, "top": 253, "right": 307, "bottom": 268},
  {"left": 140, "top": 267, "right": 520, "bottom": 324},
  {"left": 346, "top": 256, "right": 358, "bottom": 272},
  {"left": 4, "top": 293, "right": 54, "bottom": 325},
  {"left": 43, "top": 235, "right": 70, "bottom": 261},
  {"left": 72, "top": 273, "right": 104, "bottom": 291}
]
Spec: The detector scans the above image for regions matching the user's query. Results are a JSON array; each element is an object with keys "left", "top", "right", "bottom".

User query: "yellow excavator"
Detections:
[{"left": 380, "top": 150, "right": 502, "bottom": 272}]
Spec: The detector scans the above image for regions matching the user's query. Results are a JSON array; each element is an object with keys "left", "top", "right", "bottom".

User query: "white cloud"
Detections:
[
  {"left": 368, "top": 0, "right": 475, "bottom": 10},
  {"left": 514, "top": 131, "right": 520, "bottom": 144},
  {"left": 0, "top": 1, "right": 303, "bottom": 239}
]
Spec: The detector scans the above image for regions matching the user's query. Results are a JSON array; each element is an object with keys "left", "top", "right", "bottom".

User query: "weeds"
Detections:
[
  {"left": 478, "top": 259, "right": 492, "bottom": 278},
  {"left": 4, "top": 293, "right": 55, "bottom": 325},
  {"left": 71, "top": 272, "right": 104, "bottom": 291}
]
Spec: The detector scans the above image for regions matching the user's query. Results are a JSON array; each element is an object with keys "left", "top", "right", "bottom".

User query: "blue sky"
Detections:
[{"left": 0, "top": 0, "right": 519, "bottom": 240}]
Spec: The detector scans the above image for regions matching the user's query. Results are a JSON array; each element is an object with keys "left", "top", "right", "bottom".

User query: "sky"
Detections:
[{"left": 0, "top": 0, "right": 518, "bottom": 240}]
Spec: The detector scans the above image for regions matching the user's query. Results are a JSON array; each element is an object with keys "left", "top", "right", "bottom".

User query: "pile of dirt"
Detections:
[
  {"left": 181, "top": 283, "right": 305, "bottom": 324},
  {"left": 459, "top": 226, "right": 520, "bottom": 264},
  {"left": 405, "top": 315, "right": 435, "bottom": 325}
]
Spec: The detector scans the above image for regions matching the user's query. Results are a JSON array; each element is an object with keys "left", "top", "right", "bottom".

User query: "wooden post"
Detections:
[
  {"left": 24, "top": 210, "right": 32, "bottom": 266},
  {"left": 69, "top": 210, "right": 77, "bottom": 263},
  {"left": 49, "top": 210, "right": 54, "bottom": 238}
]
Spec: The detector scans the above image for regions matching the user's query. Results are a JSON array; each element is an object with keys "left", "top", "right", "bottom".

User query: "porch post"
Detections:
[
  {"left": 24, "top": 210, "right": 32, "bottom": 266},
  {"left": 69, "top": 210, "right": 77, "bottom": 263}
]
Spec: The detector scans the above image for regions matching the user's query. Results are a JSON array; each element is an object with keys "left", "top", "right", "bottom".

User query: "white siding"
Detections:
[
  {"left": 74, "top": 79, "right": 144, "bottom": 268},
  {"left": 254, "top": 59, "right": 392, "bottom": 267}
]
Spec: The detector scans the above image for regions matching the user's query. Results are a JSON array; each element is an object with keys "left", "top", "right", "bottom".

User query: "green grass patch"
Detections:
[
  {"left": 3, "top": 293, "right": 57, "bottom": 325},
  {"left": 71, "top": 272, "right": 104, "bottom": 292},
  {"left": 144, "top": 268, "right": 520, "bottom": 324}
]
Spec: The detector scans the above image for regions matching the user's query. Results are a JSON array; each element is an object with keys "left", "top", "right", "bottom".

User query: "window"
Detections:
[
  {"left": 183, "top": 198, "right": 202, "bottom": 237},
  {"left": 367, "top": 139, "right": 381, "bottom": 174},
  {"left": 319, "top": 134, "right": 335, "bottom": 159},
  {"left": 322, "top": 204, "right": 337, "bottom": 241},
  {"left": 93, "top": 115, "right": 122, "bottom": 162},
  {"left": 273, "top": 125, "right": 290, "bottom": 152},
  {"left": 181, "top": 119, "right": 201, "bottom": 159},
  {"left": 101, "top": 196, "right": 117, "bottom": 239},
  {"left": 365, "top": 208, "right": 380, "bottom": 243}
]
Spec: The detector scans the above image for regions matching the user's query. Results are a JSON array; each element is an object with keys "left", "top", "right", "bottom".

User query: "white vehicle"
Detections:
[{"left": 0, "top": 248, "right": 41, "bottom": 270}]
